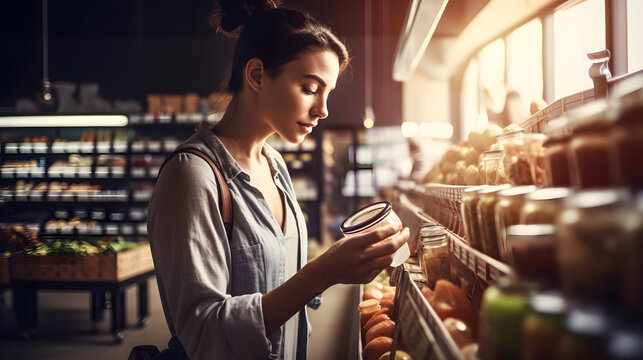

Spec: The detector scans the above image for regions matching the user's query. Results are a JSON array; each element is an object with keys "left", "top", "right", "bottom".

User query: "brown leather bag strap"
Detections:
[
  {"left": 157, "top": 148, "right": 232, "bottom": 226},
  {"left": 179, "top": 149, "right": 232, "bottom": 224}
]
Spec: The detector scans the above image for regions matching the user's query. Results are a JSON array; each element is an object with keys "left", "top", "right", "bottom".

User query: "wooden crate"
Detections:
[
  {"left": 10, "top": 243, "right": 154, "bottom": 282},
  {"left": 0, "top": 254, "right": 10, "bottom": 284}
]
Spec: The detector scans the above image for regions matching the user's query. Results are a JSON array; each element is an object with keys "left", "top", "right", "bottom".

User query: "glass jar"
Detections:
[
  {"left": 495, "top": 185, "right": 539, "bottom": 262},
  {"left": 520, "top": 187, "right": 572, "bottom": 225},
  {"left": 419, "top": 225, "right": 449, "bottom": 289},
  {"left": 506, "top": 224, "right": 558, "bottom": 286},
  {"left": 476, "top": 184, "right": 511, "bottom": 259},
  {"left": 567, "top": 99, "right": 616, "bottom": 189},
  {"left": 610, "top": 74, "right": 643, "bottom": 190},
  {"left": 461, "top": 185, "right": 489, "bottom": 251},
  {"left": 341, "top": 201, "right": 410, "bottom": 267},
  {"left": 520, "top": 291, "right": 568, "bottom": 360},
  {"left": 482, "top": 150, "right": 504, "bottom": 185},
  {"left": 557, "top": 306, "right": 611, "bottom": 360},
  {"left": 556, "top": 189, "right": 633, "bottom": 303},
  {"left": 543, "top": 116, "right": 573, "bottom": 187},
  {"left": 621, "top": 191, "right": 643, "bottom": 316},
  {"left": 479, "top": 277, "right": 535, "bottom": 360}
]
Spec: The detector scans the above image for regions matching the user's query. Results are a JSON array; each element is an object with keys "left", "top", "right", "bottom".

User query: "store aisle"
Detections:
[
  {"left": 0, "top": 279, "right": 170, "bottom": 360},
  {"left": 0, "top": 279, "right": 358, "bottom": 360}
]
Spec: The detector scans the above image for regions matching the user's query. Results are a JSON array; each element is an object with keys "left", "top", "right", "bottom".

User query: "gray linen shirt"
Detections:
[{"left": 147, "top": 122, "right": 311, "bottom": 359}]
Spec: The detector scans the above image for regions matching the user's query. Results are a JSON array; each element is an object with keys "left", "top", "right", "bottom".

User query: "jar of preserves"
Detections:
[
  {"left": 567, "top": 99, "right": 616, "bottom": 189},
  {"left": 610, "top": 74, "right": 643, "bottom": 190},
  {"left": 476, "top": 184, "right": 511, "bottom": 259},
  {"left": 520, "top": 291, "right": 568, "bottom": 360},
  {"left": 495, "top": 185, "right": 539, "bottom": 262},
  {"left": 520, "top": 187, "right": 572, "bottom": 224},
  {"left": 543, "top": 116, "right": 574, "bottom": 187},
  {"left": 557, "top": 306, "right": 612, "bottom": 360},
  {"left": 506, "top": 224, "right": 558, "bottom": 286},
  {"left": 341, "top": 201, "right": 410, "bottom": 267},
  {"left": 461, "top": 185, "right": 489, "bottom": 250},
  {"left": 556, "top": 189, "right": 634, "bottom": 303},
  {"left": 419, "top": 225, "right": 449, "bottom": 289},
  {"left": 482, "top": 150, "right": 504, "bottom": 185},
  {"left": 479, "top": 277, "right": 536, "bottom": 360}
]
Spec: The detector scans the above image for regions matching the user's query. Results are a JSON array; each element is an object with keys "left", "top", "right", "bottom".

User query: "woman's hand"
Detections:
[{"left": 313, "top": 224, "right": 410, "bottom": 290}]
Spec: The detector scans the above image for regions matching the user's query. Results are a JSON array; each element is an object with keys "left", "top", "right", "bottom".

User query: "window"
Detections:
[
  {"left": 479, "top": 39, "right": 507, "bottom": 114},
  {"left": 553, "top": 0, "right": 606, "bottom": 99},
  {"left": 460, "top": 58, "right": 481, "bottom": 138},
  {"left": 627, "top": 0, "right": 643, "bottom": 73},
  {"left": 506, "top": 19, "right": 543, "bottom": 105}
]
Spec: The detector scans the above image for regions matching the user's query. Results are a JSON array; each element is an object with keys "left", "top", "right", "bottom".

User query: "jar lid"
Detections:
[
  {"left": 482, "top": 149, "right": 504, "bottom": 158},
  {"left": 525, "top": 187, "right": 572, "bottom": 201},
  {"left": 608, "top": 327, "right": 643, "bottom": 359},
  {"left": 568, "top": 99, "right": 615, "bottom": 133},
  {"left": 498, "top": 185, "right": 539, "bottom": 198},
  {"left": 612, "top": 73, "right": 643, "bottom": 114},
  {"left": 528, "top": 291, "right": 567, "bottom": 315},
  {"left": 565, "top": 189, "right": 627, "bottom": 209},
  {"left": 420, "top": 224, "right": 445, "bottom": 237},
  {"left": 341, "top": 201, "right": 392, "bottom": 234},
  {"left": 506, "top": 224, "right": 556, "bottom": 238},
  {"left": 566, "top": 306, "right": 611, "bottom": 337},
  {"left": 477, "top": 184, "right": 512, "bottom": 195},
  {"left": 544, "top": 116, "right": 573, "bottom": 137}
]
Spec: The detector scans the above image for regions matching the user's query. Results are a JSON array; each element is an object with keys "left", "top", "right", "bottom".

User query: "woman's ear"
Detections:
[{"left": 244, "top": 58, "right": 265, "bottom": 93}]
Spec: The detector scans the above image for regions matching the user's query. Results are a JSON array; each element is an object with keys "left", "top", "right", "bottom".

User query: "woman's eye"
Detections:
[{"left": 303, "top": 88, "right": 317, "bottom": 95}]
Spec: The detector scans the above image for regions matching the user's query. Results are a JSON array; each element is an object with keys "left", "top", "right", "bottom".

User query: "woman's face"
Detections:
[{"left": 259, "top": 49, "right": 340, "bottom": 144}]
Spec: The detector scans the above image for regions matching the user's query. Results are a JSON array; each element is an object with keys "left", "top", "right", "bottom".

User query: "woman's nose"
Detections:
[{"left": 312, "top": 99, "right": 329, "bottom": 119}]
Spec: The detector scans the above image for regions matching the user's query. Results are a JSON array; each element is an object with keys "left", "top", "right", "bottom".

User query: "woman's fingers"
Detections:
[
  {"left": 361, "top": 227, "right": 409, "bottom": 259},
  {"left": 351, "top": 223, "right": 402, "bottom": 247}
]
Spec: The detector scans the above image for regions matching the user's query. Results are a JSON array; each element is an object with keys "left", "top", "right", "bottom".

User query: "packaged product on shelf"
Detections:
[
  {"left": 610, "top": 74, "right": 643, "bottom": 190},
  {"left": 622, "top": 192, "right": 643, "bottom": 315},
  {"left": 556, "top": 189, "right": 635, "bottom": 304},
  {"left": 481, "top": 150, "right": 504, "bottom": 185},
  {"left": 495, "top": 185, "right": 538, "bottom": 262},
  {"left": 418, "top": 224, "right": 449, "bottom": 289},
  {"left": 557, "top": 306, "right": 611, "bottom": 360},
  {"left": 506, "top": 224, "right": 558, "bottom": 286},
  {"left": 543, "top": 116, "right": 573, "bottom": 187},
  {"left": 443, "top": 317, "right": 475, "bottom": 349},
  {"left": 520, "top": 187, "right": 572, "bottom": 224},
  {"left": 461, "top": 185, "right": 488, "bottom": 250},
  {"left": 426, "top": 279, "right": 476, "bottom": 332},
  {"left": 476, "top": 184, "right": 511, "bottom": 259},
  {"left": 497, "top": 130, "right": 547, "bottom": 186},
  {"left": 340, "top": 201, "right": 409, "bottom": 267},
  {"left": 362, "top": 336, "right": 393, "bottom": 360},
  {"left": 358, "top": 298, "right": 382, "bottom": 325},
  {"left": 567, "top": 99, "right": 615, "bottom": 189},
  {"left": 479, "top": 277, "right": 535, "bottom": 360},
  {"left": 520, "top": 291, "right": 568, "bottom": 360}
]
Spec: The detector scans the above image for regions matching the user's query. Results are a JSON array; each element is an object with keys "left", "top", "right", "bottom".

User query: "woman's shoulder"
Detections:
[{"left": 157, "top": 152, "right": 219, "bottom": 190}]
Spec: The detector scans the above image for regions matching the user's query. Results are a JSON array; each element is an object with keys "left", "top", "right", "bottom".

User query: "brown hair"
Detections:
[{"left": 211, "top": 0, "right": 349, "bottom": 93}]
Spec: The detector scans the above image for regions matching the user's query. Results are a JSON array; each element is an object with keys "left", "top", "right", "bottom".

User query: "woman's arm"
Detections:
[{"left": 261, "top": 224, "right": 409, "bottom": 334}]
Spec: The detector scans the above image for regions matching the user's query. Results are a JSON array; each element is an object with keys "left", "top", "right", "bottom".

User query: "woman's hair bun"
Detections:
[{"left": 212, "top": 0, "right": 281, "bottom": 36}]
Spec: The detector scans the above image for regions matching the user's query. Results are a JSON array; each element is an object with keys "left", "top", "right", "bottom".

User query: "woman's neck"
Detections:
[{"left": 213, "top": 95, "right": 274, "bottom": 167}]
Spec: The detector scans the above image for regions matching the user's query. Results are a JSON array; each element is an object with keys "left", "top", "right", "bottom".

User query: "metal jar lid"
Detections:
[{"left": 340, "top": 201, "right": 392, "bottom": 234}]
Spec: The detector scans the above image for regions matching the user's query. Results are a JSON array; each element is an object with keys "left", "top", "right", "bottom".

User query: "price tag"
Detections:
[{"left": 398, "top": 282, "right": 433, "bottom": 360}]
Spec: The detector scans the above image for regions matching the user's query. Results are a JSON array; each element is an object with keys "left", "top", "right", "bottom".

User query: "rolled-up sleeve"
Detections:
[{"left": 147, "top": 154, "right": 273, "bottom": 360}]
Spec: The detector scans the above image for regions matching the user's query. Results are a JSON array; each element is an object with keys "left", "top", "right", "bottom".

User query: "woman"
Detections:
[{"left": 147, "top": 1, "right": 409, "bottom": 359}]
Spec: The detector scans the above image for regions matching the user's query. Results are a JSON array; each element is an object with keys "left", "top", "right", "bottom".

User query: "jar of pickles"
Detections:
[
  {"left": 556, "top": 189, "right": 634, "bottom": 303},
  {"left": 340, "top": 201, "right": 410, "bottom": 267},
  {"left": 506, "top": 224, "right": 558, "bottom": 286},
  {"left": 567, "top": 99, "right": 616, "bottom": 189},
  {"left": 520, "top": 292, "right": 568, "bottom": 360},
  {"left": 610, "top": 74, "right": 643, "bottom": 190},
  {"left": 495, "top": 185, "right": 538, "bottom": 262},
  {"left": 461, "top": 185, "right": 489, "bottom": 251},
  {"left": 476, "top": 184, "right": 511, "bottom": 259},
  {"left": 479, "top": 277, "right": 536, "bottom": 360},
  {"left": 418, "top": 225, "right": 449, "bottom": 289},
  {"left": 520, "top": 187, "right": 572, "bottom": 224}
]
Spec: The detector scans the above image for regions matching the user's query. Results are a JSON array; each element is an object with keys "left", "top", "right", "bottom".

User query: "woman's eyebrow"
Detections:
[{"left": 302, "top": 74, "right": 327, "bottom": 87}]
